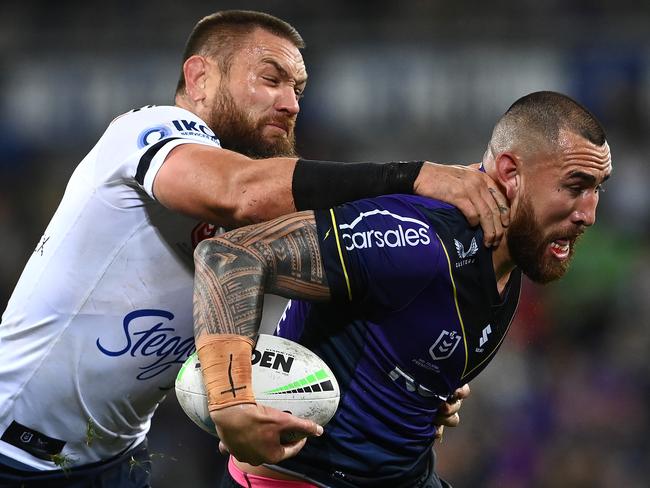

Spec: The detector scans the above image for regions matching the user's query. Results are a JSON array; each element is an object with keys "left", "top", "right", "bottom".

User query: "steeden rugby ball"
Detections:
[{"left": 175, "top": 334, "right": 340, "bottom": 437}]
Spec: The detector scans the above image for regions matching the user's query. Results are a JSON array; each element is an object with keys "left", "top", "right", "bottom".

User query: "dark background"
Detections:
[{"left": 1, "top": 1, "right": 648, "bottom": 486}]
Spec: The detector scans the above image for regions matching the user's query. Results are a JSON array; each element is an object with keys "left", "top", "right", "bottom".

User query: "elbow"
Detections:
[
  {"left": 227, "top": 186, "right": 274, "bottom": 225},
  {"left": 193, "top": 236, "right": 266, "bottom": 281},
  {"left": 225, "top": 170, "right": 291, "bottom": 225},
  {"left": 228, "top": 198, "right": 259, "bottom": 226},
  {"left": 201, "top": 185, "right": 264, "bottom": 227},
  {"left": 193, "top": 237, "right": 239, "bottom": 269},
  {"left": 193, "top": 238, "right": 216, "bottom": 266},
  {"left": 212, "top": 157, "right": 294, "bottom": 225}
]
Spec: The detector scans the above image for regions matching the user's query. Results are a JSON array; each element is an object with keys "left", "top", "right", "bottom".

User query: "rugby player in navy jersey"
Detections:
[{"left": 193, "top": 91, "right": 612, "bottom": 487}]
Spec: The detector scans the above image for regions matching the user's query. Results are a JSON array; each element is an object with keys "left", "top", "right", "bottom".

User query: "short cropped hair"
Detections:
[
  {"left": 491, "top": 91, "right": 607, "bottom": 155},
  {"left": 175, "top": 10, "right": 305, "bottom": 95}
]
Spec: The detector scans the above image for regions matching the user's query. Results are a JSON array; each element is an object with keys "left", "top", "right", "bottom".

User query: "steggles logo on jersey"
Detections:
[
  {"left": 339, "top": 209, "right": 431, "bottom": 251},
  {"left": 96, "top": 309, "right": 195, "bottom": 380},
  {"left": 454, "top": 237, "right": 478, "bottom": 268}
]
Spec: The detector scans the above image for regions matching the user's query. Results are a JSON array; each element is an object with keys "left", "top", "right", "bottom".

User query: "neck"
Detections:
[
  {"left": 491, "top": 237, "right": 516, "bottom": 296},
  {"left": 175, "top": 94, "right": 198, "bottom": 116}
]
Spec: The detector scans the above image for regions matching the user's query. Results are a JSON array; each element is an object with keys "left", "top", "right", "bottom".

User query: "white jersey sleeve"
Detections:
[{"left": 96, "top": 105, "right": 221, "bottom": 200}]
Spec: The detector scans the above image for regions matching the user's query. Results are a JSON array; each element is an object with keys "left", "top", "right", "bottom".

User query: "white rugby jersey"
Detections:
[{"left": 0, "top": 105, "right": 223, "bottom": 469}]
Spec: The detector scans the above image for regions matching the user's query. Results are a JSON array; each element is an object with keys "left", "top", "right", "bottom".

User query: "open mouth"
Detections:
[{"left": 549, "top": 238, "right": 571, "bottom": 260}]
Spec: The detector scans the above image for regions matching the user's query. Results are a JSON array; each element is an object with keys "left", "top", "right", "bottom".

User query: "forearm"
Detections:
[
  {"left": 193, "top": 236, "right": 265, "bottom": 340},
  {"left": 229, "top": 158, "right": 425, "bottom": 223},
  {"left": 193, "top": 212, "right": 330, "bottom": 464},
  {"left": 192, "top": 211, "right": 330, "bottom": 341},
  {"left": 292, "top": 159, "right": 423, "bottom": 210},
  {"left": 159, "top": 145, "right": 424, "bottom": 226}
]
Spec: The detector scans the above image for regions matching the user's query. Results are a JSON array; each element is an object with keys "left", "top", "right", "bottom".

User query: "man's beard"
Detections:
[
  {"left": 205, "top": 89, "right": 297, "bottom": 159},
  {"left": 507, "top": 195, "right": 580, "bottom": 284}
]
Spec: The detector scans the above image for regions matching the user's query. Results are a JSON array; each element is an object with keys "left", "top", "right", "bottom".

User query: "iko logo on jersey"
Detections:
[
  {"left": 137, "top": 120, "right": 219, "bottom": 148},
  {"left": 96, "top": 309, "right": 195, "bottom": 380},
  {"left": 137, "top": 125, "right": 173, "bottom": 148},
  {"left": 339, "top": 209, "right": 431, "bottom": 251}
]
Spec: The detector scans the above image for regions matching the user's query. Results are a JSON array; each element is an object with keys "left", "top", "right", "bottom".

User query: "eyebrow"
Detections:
[
  {"left": 567, "top": 171, "right": 610, "bottom": 186},
  {"left": 262, "top": 59, "right": 308, "bottom": 85}
]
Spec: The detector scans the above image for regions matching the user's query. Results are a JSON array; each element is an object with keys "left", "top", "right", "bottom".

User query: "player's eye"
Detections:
[
  {"left": 566, "top": 185, "right": 583, "bottom": 196},
  {"left": 262, "top": 76, "right": 280, "bottom": 85}
]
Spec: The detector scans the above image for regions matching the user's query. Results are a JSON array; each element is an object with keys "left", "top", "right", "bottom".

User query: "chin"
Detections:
[{"left": 525, "top": 262, "right": 570, "bottom": 284}]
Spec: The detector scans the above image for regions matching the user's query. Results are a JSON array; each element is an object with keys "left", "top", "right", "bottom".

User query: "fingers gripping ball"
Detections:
[{"left": 175, "top": 334, "right": 340, "bottom": 437}]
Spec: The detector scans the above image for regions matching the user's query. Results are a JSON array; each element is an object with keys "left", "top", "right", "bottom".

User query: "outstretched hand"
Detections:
[
  {"left": 212, "top": 403, "right": 323, "bottom": 466},
  {"left": 414, "top": 163, "right": 510, "bottom": 248},
  {"left": 434, "top": 383, "right": 471, "bottom": 440}
]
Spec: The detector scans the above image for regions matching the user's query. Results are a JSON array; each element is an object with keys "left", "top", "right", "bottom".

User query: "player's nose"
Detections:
[
  {"left": 276, "top": 86, "right": 300, "bottom": 115},
  {"left": 571, "top": 192, "right": 598, "bottom": 227}
]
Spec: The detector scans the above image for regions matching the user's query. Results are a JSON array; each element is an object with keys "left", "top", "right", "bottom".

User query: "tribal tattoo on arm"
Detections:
[{"left": 193, "top": 210, "right": 330, "bottom": 340}]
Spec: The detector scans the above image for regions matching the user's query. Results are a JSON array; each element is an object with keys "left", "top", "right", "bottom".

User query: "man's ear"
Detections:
[
  {"left": 183, "top": 55, "right": 210, "bottom": 103},
  {"left": 494, "top": 153, "right": 520, "bottom": 201}
]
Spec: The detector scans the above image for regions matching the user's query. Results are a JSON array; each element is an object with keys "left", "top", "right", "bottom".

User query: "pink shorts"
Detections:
[{"left": 228, "top": 456, "right": 318, "bottom": 488}]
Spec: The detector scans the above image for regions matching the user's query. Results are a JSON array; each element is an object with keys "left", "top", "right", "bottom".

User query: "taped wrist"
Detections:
[
  {"left": 292, "top": 159, "right": 425, "bottom": 210},
  {"left": 196, "top": 334, "right": 256, "bottom": 411}
]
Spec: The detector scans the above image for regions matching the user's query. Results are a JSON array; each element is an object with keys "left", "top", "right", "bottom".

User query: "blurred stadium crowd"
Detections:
[{"left": 1, "top": 1, "right": 648, "bottom": 486}]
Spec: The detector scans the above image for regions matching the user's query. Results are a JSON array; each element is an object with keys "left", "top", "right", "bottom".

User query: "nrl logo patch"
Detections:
[{"left": 429, "top": 330, "right": 461, "bottom": 360}]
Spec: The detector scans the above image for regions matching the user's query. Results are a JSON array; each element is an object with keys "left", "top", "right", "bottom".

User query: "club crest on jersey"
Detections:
[
  {"left": 338, "top": 209, "right": 431, "bottom": 251},
  {"left": 454, "top": 237, "right": 478, "bottom": 268},
  {"left": 191, "top": 222, "right": 219, "bottom": 248},
  {"left": 429, "top": 330, "right": 461, "bottom": 360}
]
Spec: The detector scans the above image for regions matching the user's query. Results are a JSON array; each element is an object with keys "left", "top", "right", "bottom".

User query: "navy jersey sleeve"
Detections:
[{"left": 314, "top": 195, "right": 451, "bottom": 315}]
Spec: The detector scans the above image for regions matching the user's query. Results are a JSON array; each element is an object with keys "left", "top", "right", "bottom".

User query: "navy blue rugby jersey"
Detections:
[{"left": 273, "top": 194, "right": 522, "bottom": 487}]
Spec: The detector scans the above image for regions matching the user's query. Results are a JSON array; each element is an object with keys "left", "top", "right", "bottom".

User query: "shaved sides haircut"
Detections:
[
  {"left": 490, "top": 91, "right": 607, "bottom": 156},
  {"left": 175, "top": 10, "right": 305, "bottom": 94}
]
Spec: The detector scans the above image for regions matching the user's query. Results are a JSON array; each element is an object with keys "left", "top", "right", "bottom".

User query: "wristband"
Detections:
[
  {"left": 292, "top": 159, "right": 424, "bottom": 210},
  {"left": 196, "top": 334, "right": 256, "bottom": 411}
]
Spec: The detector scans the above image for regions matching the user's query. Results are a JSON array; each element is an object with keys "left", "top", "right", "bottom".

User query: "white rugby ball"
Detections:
[{"left": 175, "top": 334, "right": 340, "bottom": 438}]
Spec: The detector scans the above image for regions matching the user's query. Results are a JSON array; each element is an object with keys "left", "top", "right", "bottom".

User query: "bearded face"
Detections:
[
  {"left": 205, "top": 86, "right": 297, "bottom": 159},
  {"left": 507, "top": 193, "right": 582, "bottom": 284}
]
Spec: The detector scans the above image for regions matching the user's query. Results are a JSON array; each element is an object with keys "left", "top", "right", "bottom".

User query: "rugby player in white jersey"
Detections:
[{"left": 0, "top": 10, "right": 504, "bottom": 486}]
